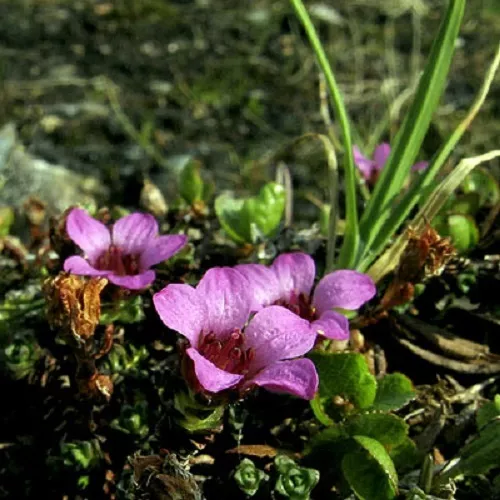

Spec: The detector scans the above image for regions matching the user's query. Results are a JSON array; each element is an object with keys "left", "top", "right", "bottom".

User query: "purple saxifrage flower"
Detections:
[
  {"left": 353, "top": 143, "right": 428, "bottom": 184},
  {"left": 153, "top": 267, "right": 319, "bottom": 400},
  {"left": 63, "top": 208, "right": 187, "bottom": 290},
  {"left": 236, "top": 253, "right": 376, "bottom": 341}
]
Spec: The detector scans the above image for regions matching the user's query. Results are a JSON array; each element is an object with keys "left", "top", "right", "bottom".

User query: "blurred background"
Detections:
[{"left": 0, "top": 0, "right": 499, "bottom": 223}]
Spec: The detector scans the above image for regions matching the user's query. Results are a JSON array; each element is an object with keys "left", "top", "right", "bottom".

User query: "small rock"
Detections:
[{"left": 0, "top": 123, "right": 108, "bottom": 220}]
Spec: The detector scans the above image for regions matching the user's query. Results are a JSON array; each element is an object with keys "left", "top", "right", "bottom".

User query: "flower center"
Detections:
[
  {"left": 95, "top": 245, "right": 141, "bottom": 276},
  {"left": 274, "top": 292, "right": 317, "bottom": 322},
  {"left": 198, "top": 330, "right": 255, "bottom": 375}
]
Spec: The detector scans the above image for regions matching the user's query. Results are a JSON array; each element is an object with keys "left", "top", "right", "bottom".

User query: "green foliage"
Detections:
[
  {"left": 0, "top": 206, "right": 14, "bottom": 237},
  {"left": 4, "top": 336, "right": 40, "bottom": 380},
  {"left": 356, "top": 0, "right": 465, "bottom": 268},
  {"left": 433, "top": 168, "right": 499, "bottom": 252},
  {"left": 454, "top": 418, "right": 500, "bottom": 476},
  {"left": 110, "top": 401, "right": 149, "bottom": 438},
  {"left": 342, "top": 436, "right": 398, "bottom": 500},
  {"left": 100, "top": 296, "right": 145, "bottom": 324},
  {"left": 61, "top": 440, "right": 102, "bottom": 470},
  {"left": 436, "top": 214, "right": 479, "bottom": 252},
  {"left": 0, "top": 288, "right": 44, "bottom": 339},
  {"left": 307, "top": 353, "right": 420, "bottom": 499},
  {"left": 373, "top": 373, "right": 417, "bottom": 412},
  {"left": 310, "top": 352, "right": 415, "bottom": 420},
  {"left": 215, "top": 182, "right": 285, "bottom": 245},
  {"left": 179, "top": 159, "right": 209, "bottom": 206},
  {"left": 104, "top": 343, "right": 149, "bottom": 376},
  {"left": 476, "top": 395, "right": 500, "bottom": 430},
  {"left": 274, "top": 455, "right": 320, "bottom": 500},
  {"left": 310, "top": 352, "right": 377, "bottom": 414},
  {"left": 174, "top": 390, "right": 225, "bottom": 433},
  {"left": 433, "top": 395, "right": 500, "bottom": 490},
  {"left": 462, "top": 168, "right": 500, "bottom": 206},
  {"left": 289, "top": 0, "right": 359, "bottom": 268},
  {"left": 345, "top": 413, "right": 408, "bottom": 449},
  {"left": 234, "top": 458, "right": 268, "bottom": 497}
]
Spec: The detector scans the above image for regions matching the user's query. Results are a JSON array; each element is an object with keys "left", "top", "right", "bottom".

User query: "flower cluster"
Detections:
[
  {"left": 353, "top": 143, "right": 428, "bottom": 184},
  {"left": 63, "top": 208, "right": 376, "bottom": 401},
  {"left": 153, "top": 267, "right": 319, "bottom": 400}
]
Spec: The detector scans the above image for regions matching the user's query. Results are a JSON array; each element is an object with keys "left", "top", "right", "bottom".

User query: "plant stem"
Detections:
[{"left": 289, "top": 0, "right": 359, "bottom": 269}]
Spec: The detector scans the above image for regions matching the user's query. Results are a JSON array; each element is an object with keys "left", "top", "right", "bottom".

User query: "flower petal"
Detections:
[
  {"left": 186, "top": 347, "right": 243, "bottom": 393},
  {"left": 107, "top": 270, "right": 155, "bottom": 290},
  {"left": 244, "top": 305, "right": 315, "bottom": 372},
  {"left": 411, "top": 161, "right": 429, "bottom": 172},
  {"left": 353, "top": 146, "right": 376, "bottom": 180},
  {"left": 196, "top": 267, "right": 252, "bottom": 337},
  {"left": 313, "top": 270, "right": 376, "bottom": 315},
  {"left": 112, "top": 213, "right": 158, "bottom": 255},
  {"left": 140, "top": 234, "right": 188, "bottom": 269},
  {"left": 373, "top": 143, "right": 391, "bottom": 170},
  {"left": 271, "top": 253, "right": 315, "bottom": 301},
  {"left": 153, "top": 284, "right": 206, "bottom": 346},
  {"left": 66, "top": 208, "right": 111, "bottom": 262},
  {"left": 234, "top": 263, "right": 281, "bottom": 310},
  {"left": 64, "top": 255, "right": 111, "bottom": 276},
  {"left": 311, "top": 310, "right": 349, "bottom": 340},
  {"left": 247, "top": 358, "right": 318, "bottom": 400}
]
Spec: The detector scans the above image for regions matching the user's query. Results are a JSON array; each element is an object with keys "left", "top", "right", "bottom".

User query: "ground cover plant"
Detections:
[{"left": 1, "top": 0, "right": 500, "bottom": 499}]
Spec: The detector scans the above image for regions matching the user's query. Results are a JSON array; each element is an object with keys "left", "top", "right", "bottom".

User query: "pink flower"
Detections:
[
  {"left": 153, "top": 267, "right": 319, "bottom": 400},
  {"left": 236, "top": 253, "right": 376, "bottom": 341},
  {"left": 63, "top": 208, "right": 187, "bottom": 290},
  {"left": 353, "top": 143, "right": 428, "bottom": 184}
]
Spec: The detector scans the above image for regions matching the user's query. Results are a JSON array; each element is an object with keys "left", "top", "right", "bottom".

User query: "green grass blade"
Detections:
[
  {"left": 289, "top": 0, "right": 359, "bottom": 268},
  {"left": 357, "top": 0, "right": 465, "bottom": 261},
  {"left": 359, "top": 42, "right": 500, "bottom": 270},
  {"left": 366, "top": 150, "right": 500, "bottom": 282}
]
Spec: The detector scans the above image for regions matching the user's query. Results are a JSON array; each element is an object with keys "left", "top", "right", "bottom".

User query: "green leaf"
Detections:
[
  {"left": 362, "top": 45, "right": 500, "bottom": 274},
  {"left": 455, "top": 418, "right": 500, "bottom": 476},
  {"left": 274, "top": 455, "right": 320, "bottom": 499},
  {"left": 441, "top": 214, "right": 479, "bottom": 252},
  {"left": 358, "top": 0, "right": 465, "bottom": 264},
  {"left": 234, "top": 458, "right": 268, "bottom": 497},
  {"left": 309, "top": 352, "right": 377, "bottom": 412},
  {"left": 462, "top": 167, "right": 500, "bottom": 206},
  {"left": 310, "top": 393, "right": 334, "bottom": 426},
  {"left": 345, "top": 413, "right": 408, "bottom": 449},
  {"left": 372, "top": 373, "right": 416, "bottom": 411},
  {"left": 61, "top": 440, "right": 102, "bottom": 470},
  {"left": 389, "top": 437, "right": 422, "bottom": 472},
  {"left": 366, "top": 151, "right": 500, "bottom": 281},
  {"left": 214, "top": 193, "right": 248, "bottom": 244},
  {"left": 100, "top": 296, "right": 145, "bottom": 325},
  {"left": 289, "top": 0, "right": 359, "bottom": 268},
  {"left": 476, "top": 395, "right": 500, "bottom": 430},
  {"left": 174, "top": 391, "right": 225, "bottom": 433},
  {"left": 447, "top": 193, "right": 481, "bottom": 216},
  {"left": 342, "top": 436, "right": 398, "bottom": 500},
  {"left": 244, "top": 182, "right": 286, "bottom": 239},
  {"left": 215, "top": 182, "right": 285, "bottom": 244},
  {"left": 305, "top": 424, "right": 350, "bottom": 458},
  {"left": 179, "top": 160, "right": 204, "bottom": 205},
  {"left": 0, "top": 207, "right": 14, "bottom": 237}
]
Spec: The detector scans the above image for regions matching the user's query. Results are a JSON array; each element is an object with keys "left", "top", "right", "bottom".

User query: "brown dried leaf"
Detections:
[
  {"left": 43, "top": 273, "right": 108, "bottom": 342},
  {"left": 225, "top": 444, "right": 279, "bottom": 458}
]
